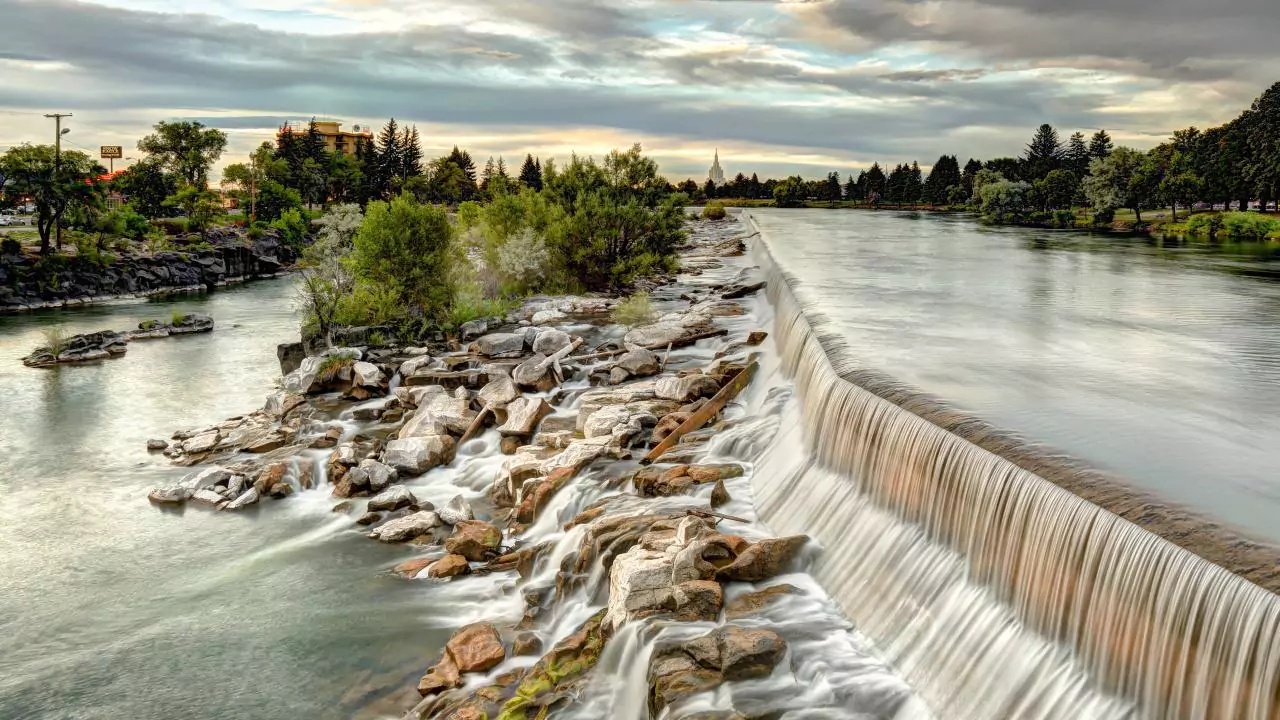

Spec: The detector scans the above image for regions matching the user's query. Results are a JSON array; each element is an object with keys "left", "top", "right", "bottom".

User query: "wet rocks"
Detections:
[
  {"left": 513, "top": 353, "right": 557, "bottom": 392},
  {"left": 648, "top": 625, "right": 787, "bottom": 715},
  {"left": 428, "top": 554, "right": 471, "bottom": 578},
  {"left": 721, "top": 280, "right": 767, "bottom": 300},
  {"left": 655, "top": 373, "right": 721, "bottom": 403},
  {"left": 283, "top": 349, "right": 361, "bottom": 395},
  {"left": 417, "top": 622, "right": 506, "bottom": 695},
  {"left": 532, "top": 328, "right": 572, "bottom": 355},
  {"left": 724, "top": 584, "right": 802, "bottom": 620},
  {"left": 477, "top": 374, "right": 518, "bottom": 410},
  {"left": 472, "top": 333, "right": 526, "bottom": 359},
  {"left": 372, "top": 510, "right": 441, "bottom": 543},
  {"left": 444, "top": 520, "right": 502, "bottom": 561},
  {"left": 717, "top": 536, "right": 808, "bottom": 582},
  {"left": 146, "top": 438, "right": 168, "bottom": 451},
  {"left": 497, "top": 397, "right": 552, "bottom": 437},
  {"left": 383, "top": 435, "right": 456, "bottom": 476},
  {"left": 351, "top": 361, "right": 384, "bottom": 388},
  {"left": 223, "top": 486, "right": 260, "bottom": 510},
  {"left": 633, "top": 464, "right": 744, "bottom": 497},
  {"left": 147, "top": 486, "right": 190, "bottom": 504},
  {"left": 437, "top": 494, "right": 475, "bottom": 526},
  {"left": 512, "top": 631, "right": 542, "bottom": 656},
  {"left": 367, "top": 485, "right": 417, "bottom": 512}
]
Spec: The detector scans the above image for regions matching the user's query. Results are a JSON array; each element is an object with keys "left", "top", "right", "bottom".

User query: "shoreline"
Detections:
[{"left": 0, "top": 272, "right": 289, "bottom": 315}]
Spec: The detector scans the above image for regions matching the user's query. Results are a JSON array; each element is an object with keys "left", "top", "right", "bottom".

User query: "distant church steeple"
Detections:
[{"left": 708, "top": 148, "right": 726, "bottom": 187}]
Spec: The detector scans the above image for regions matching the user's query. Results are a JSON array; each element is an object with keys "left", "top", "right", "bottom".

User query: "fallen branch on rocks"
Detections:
[
  {"left": 687, "top": 508, "right": 750, "bottom": 524},
  {"left": 642, "top": 360, "right": 758, "bottom": 465},
  {"left": 458, "top": 407, "right": 492, "bottom": 445},
  {"left": 567, "top": 328, "right": 729, "bottom": 363}
]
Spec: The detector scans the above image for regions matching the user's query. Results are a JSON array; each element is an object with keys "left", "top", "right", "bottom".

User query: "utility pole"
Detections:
[{"left": 45, "top": 113, "right": 72, "bottom": 250}]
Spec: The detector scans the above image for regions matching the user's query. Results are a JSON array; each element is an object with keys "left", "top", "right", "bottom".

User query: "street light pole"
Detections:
[{"left": 44, "top": 113, "right": 72, "bottom": 250}]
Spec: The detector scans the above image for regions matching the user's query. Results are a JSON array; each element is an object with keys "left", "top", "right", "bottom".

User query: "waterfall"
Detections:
[{"left": 747, "top": 216, "right": 1280, "bottom": 719}]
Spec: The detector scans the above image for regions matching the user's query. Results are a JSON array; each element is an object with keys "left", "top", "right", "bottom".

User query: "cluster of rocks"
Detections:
[
  {"left": 149, "top": 215, "right": 800, "bottom": 718},
  {"left": 22, "top": 313, "right": 214, "bottom": 367},
  {"left": 0, "top": 227, "right": 290, "bottom": 313}
]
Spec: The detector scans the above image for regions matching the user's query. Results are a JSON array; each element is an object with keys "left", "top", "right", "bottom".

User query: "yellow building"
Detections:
[{"left": 279, "top": 120, "right": 373, "bottom": 156}]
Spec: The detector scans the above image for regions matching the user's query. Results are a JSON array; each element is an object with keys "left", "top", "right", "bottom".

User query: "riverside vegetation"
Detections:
[{"left": 140, "top": 214, "right": 900, "bottom": 719}]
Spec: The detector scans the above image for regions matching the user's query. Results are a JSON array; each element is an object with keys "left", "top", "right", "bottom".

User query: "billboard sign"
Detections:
[{"left": 100, "top": 146, "right": 123, "bottom": 159}]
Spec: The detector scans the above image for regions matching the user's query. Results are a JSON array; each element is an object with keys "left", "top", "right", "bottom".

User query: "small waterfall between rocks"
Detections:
[{"left": 747, "top": 215, "right": 1280, "bottom": 719}]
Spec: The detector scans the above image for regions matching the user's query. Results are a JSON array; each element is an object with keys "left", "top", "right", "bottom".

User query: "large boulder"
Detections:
[
  {"left": 513, "top": 353, "right": 557, "bottom": 392},
  {"left": 444, "top": 520, "right": 503, "bottom": 561},
  {"left": 655, "top": 374, "right": 720, "bottom": 403},
  {"left": 647, "top": 625, "right": 787, "bottom": 715},
  {"left": 400, "top": 386, "right": 475, "bottom": 436},
  {"left": 623, "top": 322, "right": 688, "bottom": 348},
  {"left": 477, "top": 374, "right": 519, "bottom": 409},
  {"left": 351, "top": 361, "right": 384, "bottom": 388},
  {"left": 716, "top": 536, "right": 809, "bottom": 582},
  {"left": 283, "top": 348, "right": 361, "bottom": 394},
  {"left": 367, "top": 485, "right": 417, "bottom": 512},
  {"left": 168, "top": 313, "right": 214, "bottom": 334},
  {"left": 383, "top": 435, "right": 456, "bottom": 475},
  {"left": 371, "top": 510, "right": 441, "bottom": 542},
  {"left": 472, "top": 333, "right": 526, "bottom": 359},
  {"left": 357, "top": 458, "right": 397, "bottom": 492},
  {"left": 398, "top": 355, "right": 433, "bottom": 377},
  {"left": 497, "top": 397, "right": 552, "bottom": 436},
  {"left": 532, "top": 329, "right": 572, "bottom": 355},
  {"left": 437, "top": 494, "right": 475, "bottom": 525}
]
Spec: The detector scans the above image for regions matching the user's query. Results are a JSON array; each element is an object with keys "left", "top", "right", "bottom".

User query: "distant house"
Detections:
[{"left": 279, "top": 120, "right": 374, "bottom": 156}]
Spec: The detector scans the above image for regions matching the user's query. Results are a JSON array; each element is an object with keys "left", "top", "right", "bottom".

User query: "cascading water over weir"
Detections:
[{"left": 744, "top": 213, "right": 1280, "bottom": 719}]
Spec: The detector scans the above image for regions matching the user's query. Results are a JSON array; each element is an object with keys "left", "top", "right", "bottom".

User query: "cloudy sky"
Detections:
[{"left": 0, "top": 0, "right": 1274, "bottom": 182}]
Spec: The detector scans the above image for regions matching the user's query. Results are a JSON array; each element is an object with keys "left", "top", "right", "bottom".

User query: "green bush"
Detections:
[
  {"left": 151, "top": 218, "right": 189, "bottom": 235},
  {"left": 270, "top": 208, "right": 309, "bottom": 250},
  {"left": 1219, "top": 212, "right": 1279, "bottom": 239},
  {"left": 979, "top": 180, "right": 1032, "bottom": 223},
  {"left": 1051, "top": 210, "right": 1077, "bottom": 228},
  {"left": 350, "top": 195, "right": 456, "bottom": 321},
  {"left": 41, "top": 326, "right": 68, "bottom": 356},
  {"left": 1185, "top": 213, "right": 1221, "bottom": 237},
  {"left": 702, "top": 202, "right": 727, "bottom": 220},
  {"left": 1091, "top": 208, "right": 1116, "bottom": 226},
  {"left": 316, "top": 354, "right": 353, "bottom": 383},
  {"left": 611, "top": 291, "right": 656, "bottom": 327}
]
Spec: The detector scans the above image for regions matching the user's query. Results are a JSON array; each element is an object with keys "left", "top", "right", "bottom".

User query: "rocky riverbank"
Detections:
[
  {"left": 22, "top": 313, "right": 214, "bottom": 367},
  {"left": 0, "top": 226, "right": 293, "bottom": 313},
  {"left": 147, "top": 214, "right": 918, "bottom": 719}
]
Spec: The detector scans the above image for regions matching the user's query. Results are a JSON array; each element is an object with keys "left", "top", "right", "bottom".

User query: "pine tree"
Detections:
[
  {"left": 826, "top": 171, "right": 842, "bottom": 205},
  {"left": 275, "top": 122, "right": 303, "bottom": 178},
  {"left": 1064, "top": 132, "right": 1090, "bottom": 177},
  {"left": 303, "top": 118, "right": 327, "bottom": 164},
  {"left": 1024, "top": 124, "right": 1063, "bottom": 180},
  {"left": 923, "top": 155, "right": 962, "bottom": 205},
  {"left": 906, "top": 161, "right": 924, "bottom": 204},
  {"left": 480, "top": 156, "right": 496, "bottom": 195},
  {"left": 372, "top": 118, "right": 401, "bottom": 199},
  {"left": 885, "top": 164, "right": 905, "bottom": 206},
  {"left": 1089, "top": 130, "right": 1114, "bottom": 160},
  {"left": 844, "top": 173, "right": 858, "bottom": 202},
  {"left": 749, "top": 172, "right": 761, "bottom": 198},
  {"left": 447, "top": 146, "right": 478, "bottom": 200},
  {"left": 519, "top": 154, "right": 542, "bottom": 190},
  {"left": 400, "top": 125, "right": 424, "bottom": 179},
  {"left": 865, "top": 162, "right": 887, "bottom": 203}
]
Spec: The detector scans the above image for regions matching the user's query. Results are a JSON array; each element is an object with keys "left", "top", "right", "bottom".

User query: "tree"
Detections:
[
  {"left": 0, "top": 144, "right": 104, "bottom": 254},
  {"left": 113, "top": 157, "right": 177, "bottom": 218},
  {"left": 519, "top": 154, "right": 543, "bottom": 191},
  {"left": 1041, "top": 169, "right": 1079, "bottom": 210},
  {"left": 971, "top": 168, "right": 1005, "bottom": 203},
  {"left": 427, "top": 156, "right": 471, "bottom": 205},
  {"left": 1244, "top": 82, "right": 1280, "bottom": 211},
  {"left": 447, "top": 146, "right": 478, "bottom": 200},
  {"left": 163, "top": 185, "right": 223, "bottom": 239},
  {"left": 400, "top": 125, "right": 424, "bottom": 180},
  {"left": 1065, "top": 132, "right": 1090, "bottom": 178},
  {"left": 1024, "top": 124, "right": 1063, "bottom": 180},
  {"left": 844, "top": 173, "right": 858, "bottom": 203},
  {"left": 864, "top": 162, "right": 887, "bottom": 203},
  {"left": 299, "top": 203, "right": 362, "bottom": 346},
  {"left": 1083, "top": 147, "right": 1157, "bottom": 223},
  {"left": 1162, "top": 172, "right": 1203, "bottom": 221},
  {"left": 773, "top": 176, "right": 805, "bottom": 207},
  {"left": 961, "top": 158, "right": 983, "bottom": 197},
  {"left": 137, "top": 121, "right": 228, "bottom": 187},
  {"left": 985, "top": 157, "right": 1023, "bottom": 182},
  {"left": 1088, "top": 130, "right": 1114, "bottom": 160},
  {"left": 351, "top": 194, "right": 456, "bottom": 319},
  {"left": 923, "top": 155, "right": 961, "bottom": 205},
  {"left": 906, "top": 161, "right": 924, "bottom": 204},
  {"left": 302, "top": 118, "right": 328, "bottom": 165},
  {"left": 370, "top": 118, "right": 401, "bottom": 200},
  {"left": 980, "top": 180, "right": 1032, "bottom": 223},
  {"left": 885, "top": 164, "right": 907, "bottom": 206},
  {"left": 825, "top": 171, "right": 842, "bottom": 205}
]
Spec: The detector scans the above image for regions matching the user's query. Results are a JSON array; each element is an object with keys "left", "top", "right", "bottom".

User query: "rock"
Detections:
[
  {"left": 398, "top": 354, "right": 433, "bottom": 377},
  {"left": 444, "top": 520, "right": 503, "bottom": 562},
  {"left": 147, "top": 486, "right": 190, "bottom": 504},
  {"left": 168, "top": 313, "right": 214, "bottom": 334},
  {"left": 277, "top": 342, "right": 306, "bottom": 376},
  {"left": 223, "top": 486, "right": 260, "bottom": 510},
  {"left": 263, "top": 391, "right": 306, "bottom": 418},
  {"left": 746, "top": 330, "right": 768, "bottom": 346},
  {"left": 181, "top": 430, "right": 220, "bottom": 454},
  {"left": 190, "top": 488, "right": 225, "bottom": 506},
  {"left": 531, "top": 309, "right": 566, "bottom": 325},
  {"left": 372, "top": 510, "right": 441, "bottom": 542},
  {"left": 497, "top": 397, "right": 552, "bottom": 436},
  {"left": 647, "top": 626, "right": 786, "bottom": 715},
  {"left": 355, "top": 511, "right": 382, "bottom": 526},
  {"left": 244, "top": 429, "right": 289, "bottom": 454},
  {"left": 459, "top": 319, "right": 488, "bottom": 340},
  {"left": 400, "top": 386, "right": 475, "bottom": 436},
  {"left": 428, "top": 554, "right": 471, "bottom": 578},
  {"left": 383, "top": 435, "right": 456, "bottom": 476},
  {"left": 724, "top": 584, "right": 802, "bottom": 620},
  {"left": 623, "top": 322, "right": 688, "bottom": 348},
  {"left": 717, "top": 536, "right": 808, "bottom": 582},
  {"left": 394, "top": 557, "right": 434, "bottom": 578},
  {"left": 670, "top": 580, "right": 724, "bottom": 623},
  {"left": 512, "top": 353, "right": 557, "bottom": 392},
  {"left": 472, "top": 333, "right": 526, "bottom": 359},
  {"left": 446, "top": 622, "right": 506, "bottom": 674},
  {"left": 310, "top": 426, "right": 343, "bottom": 449},
  {"left": 710, "top": 479, "right": 731, "bottom": 508},
  {"left": 367, "top": 485, "right": 417, "bottom": 512},
  {"left": 655, "top": 374, "right": 720, "bottom": 403},
  {"left": 500, "top": 436, "right": 522, "bottom": 455},
  {"left": 282, "top": 349, "right": 360, "bottom": 395},
  {"left": 181, "top": 466, "right": 233, "bottom": 490},
  {"left": 477, "top": 375, "right": 519, "bottom": 409},
  {"left": 351, "top": 361, "right": 384, "bottom": 388},
  {"left": 532, "top": 329, "right": 571, "bottom": 355},
  {"left": 615, "top": 345, "right": 661, "bottom": 378},
  {"left": 438, "top": 494, "right": 475, "bottom": 525},
  {"left": 716, "top": 625, "right": 787, "bottom": 680},
  {"left": 417, "top": 658, "right": 461, "bottom": 696},
  {"left": 253, "top": 462, "right": 290, "bottom": 495},
  {"left": 146, "top": 438, "right": 168, "bottom": 451},
  {"left": 513, "top": 632, "right": 543, "bottom": 656},
  {"left": 358, "top": 459, "right": 398, "bottom": 492}
]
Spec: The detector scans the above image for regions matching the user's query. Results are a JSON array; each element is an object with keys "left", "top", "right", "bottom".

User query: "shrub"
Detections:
[
  {"left": 979, "top": 180, "right": 1032, "bottom": 223},
  {"left": 350, "top": 195, "right": 456, "bottom": 321},
  {"left": 702, "top": 202, "right": 727, "bottom": 220},
  {"left": 270, "top": 208, "right": 309, "bottom": 250},
  {"left": 144, "top": 229, "right": 172, "bottom": 254},
  {"left": 1051, "top": 210, "right": 1077, "bottom": 228},
  {"left": 42, "top": 326, "right": 68, "bottom": 355},
  {"left": 1185, "top": 213, "right": 1222, "bottom": 237},
  {"left": 1091, "top": 208, "right": 1116, "bottom": 226},
  {"left": 316, "top": 353, "right": 353, "bottom": 383},
  {"left": 1219, "top": 212, "right": 1279, "bottom": 239},
  {"left": 496, "top": 228, "right": 552, "bottom": 293},
  {"left": 151, "top": 218, "right": 189, "bottom": 236},
  {"left": 611, "top": 291, "right": 655, "bottom": 327},
  {"left": 367, "top": 330, "right": 386, "bottom": 347},
  {"left": 170, "top": 310, "right": 187, "bottom": 326}
]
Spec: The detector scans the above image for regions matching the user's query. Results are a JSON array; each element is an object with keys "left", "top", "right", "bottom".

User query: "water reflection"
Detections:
[{"left": 751, "top": 208, "right": 1280, "bottom": 543}]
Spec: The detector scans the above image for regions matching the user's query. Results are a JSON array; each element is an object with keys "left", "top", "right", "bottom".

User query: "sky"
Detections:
[{"left": 0, "top": 0, "right": 1275, "bottom": 183}]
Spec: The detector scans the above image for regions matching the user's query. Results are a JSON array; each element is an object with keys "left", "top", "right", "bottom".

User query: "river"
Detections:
[
  {"left": 749, "top": 208, "right": 1280, "bottom": 544},
  {"left": 0, "top": 280, "right": 443, "bottom": 720}
]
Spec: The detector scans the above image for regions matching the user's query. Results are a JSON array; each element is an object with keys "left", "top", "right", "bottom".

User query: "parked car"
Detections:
[{"left": 0, "top": 216, "right": 13, "bottom": 226}]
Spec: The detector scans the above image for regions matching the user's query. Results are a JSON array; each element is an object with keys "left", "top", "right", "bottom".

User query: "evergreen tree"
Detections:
[
  {"left": 885, "top": 164, "right": 906, "bottom": 206},
  {"left": 372, "top": 118, "right": 402, "bottom": 199},
  {"left": 961, "top": 158, "right": 982, "bottom": 196},
  {"left": 303, "top": 118, "right": 327, "bottom": 165},
  {"left": 923, "top": 155, "right": 961, "bottom": 205},
  {"left": 275, "top": 122, "right": 303, "bottom": 179},
  {"left": 985, "top": 157, "right": 1023, "bottom": 182},
  {"left": 865, "top": 162, "right": 887, "bottom": 203},
  {"left": 854, "top": 170, "right": 868, "bottom": 201},
  {"left": 1024, "top": 123, "right": 1063, "bottom": 180},
  {"left": 749, "top": 173, "right": 761, "bottom": 199},
  {"left": 519, "top": 154, "right": 543, "bottom": 190},
  {"left": 1066, "top": 132, "right": 1090, "bottom": 177},
  {"left": 447, "top": 146, "right": 478, "bottom": 200},
  {"left": 480, "top": 156, "right": 496, "bottom": 195},
  {"left": 906, "top": 161, "right": 924, "bottom": 204},
  {"left": 825, "top": 171, "right": 842, "bottom": 205},
  {"left": 844, "top": 173, "right": 858, "bottom": 202},
  {"left": 400, "top": 125, "right": 424, "bottom": 179},
  {"left": 1088, "top": 130, "right": 1114, "bottom": 160}
]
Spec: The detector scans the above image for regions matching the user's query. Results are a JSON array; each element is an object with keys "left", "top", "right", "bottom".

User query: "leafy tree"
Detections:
[
  {"left": 255, "top": 179, "right": 303, "bottom": 223},
  {"left": 327, "top": 152, "right": 364, "bottom": 204},
  {"left": 351, "top": 194, "right": 456, "bottom": 319},
  {"left": 447, "top": 146, "right": 478, "bottom": 200},
  {"left": 1040, "top": 169, "right": 1079, "bottom": 210},
  {"left": 519, "top": 154, "right": 543, "bottom": 190},
  {"left": 113, "top": 157, "right": 177, "bottom": 218},
  {"left": 1083, "top": 147, "right": 1157, "bottom": 223},
  {"left": 1065, "top": 132, "right": 1090, "bottom": 177},
  {"left": 1162, "top": 172, "right": 1203, "bottom": 220},
  {"left": 1088, "top": 130, "right": 1114, "bottom": 160},
  {"left": 222, "top": 143, "right": 287, "bottom": 222},
  {"left": 1244, "top": 82, "right": 1280, "bottom": 210},
  {"left": 980, "top": 180, "right": 1032, "bottom": 223},
  {"left": 864, "top": 162, "right": 887, "bottom": 203},
  {"left": 0, "top": 144, "right": 105, "bottom": 254},
  {"left": 137, "top": 121, "right": 228, "bottom": 187},
  {"left": 773, "top": 176, "right": 806, "bottom": 208},
  {"left": 971, "top": 168, "right": 1005, "bottom": 203},
  {"left": 270, "top": 207, "right": 309, "bottom": 250},
  {"left": 1024, "top": 124, "right": 1063, "bottom": 180},
  {"left": 298, "top": 203, "right": 362, "bottom": 346},
  {"left": 163, "top": 185, "right": 223, "bottom": 238},
  {"left": 426, "top": 156, "right": 471, "bottom": 205}
]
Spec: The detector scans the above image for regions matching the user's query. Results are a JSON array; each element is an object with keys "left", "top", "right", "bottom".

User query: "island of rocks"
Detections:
[
  {"left": 143, "top": 216, "right": 870, "bottom": 719},
  {"left": 22, "top": 313, "right": 214, "bottom": 367}
]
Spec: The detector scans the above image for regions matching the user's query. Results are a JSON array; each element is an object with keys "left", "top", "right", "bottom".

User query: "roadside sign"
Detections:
[{"left": 100, "top": 146, "right": 123, "bottom": 159}]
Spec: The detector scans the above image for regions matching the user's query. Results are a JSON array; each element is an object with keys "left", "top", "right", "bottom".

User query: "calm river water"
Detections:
[
  {"left": 751, "top": 208, "right": 1280, "bottom": 544},
  {"left": 0, "top": 281, "right": 443, "bottom": 720}
]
